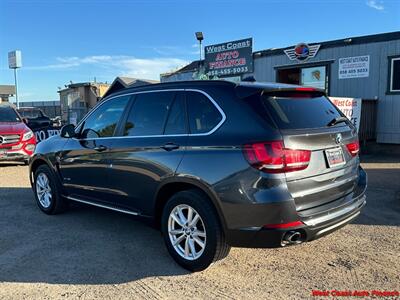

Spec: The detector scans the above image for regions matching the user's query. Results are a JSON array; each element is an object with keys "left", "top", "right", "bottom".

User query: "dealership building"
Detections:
[{"left": 161, "top": 31, "right": 400, "bottom": 144}]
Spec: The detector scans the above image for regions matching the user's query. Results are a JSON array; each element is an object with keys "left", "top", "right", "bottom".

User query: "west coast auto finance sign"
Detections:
[
  {"left": 330, "top": 97, "right": 362, "bottom": 131},
  {"left": 205, "top": 38, "right": 253, "bottom": 77}
]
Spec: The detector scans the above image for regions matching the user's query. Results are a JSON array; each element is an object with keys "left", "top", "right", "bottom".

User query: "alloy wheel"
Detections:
[
  {"left": 168, "top": 204, "right": 207, "bottom": 261},
  {"left": 36, "top": 173, "right": 52, "bottom": 208}
]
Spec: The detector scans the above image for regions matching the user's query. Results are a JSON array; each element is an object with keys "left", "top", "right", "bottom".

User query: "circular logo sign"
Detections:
[{"left": 294, "top": 43, "right": 310, "bottom": 61}]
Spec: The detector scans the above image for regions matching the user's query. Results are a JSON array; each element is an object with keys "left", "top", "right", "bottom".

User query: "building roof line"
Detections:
[
  {"left": 254, "top": 31, "right": 400, "bottom": 57},
  {"left": 162, "top": 31, "right": 400, "bottom": 77}
]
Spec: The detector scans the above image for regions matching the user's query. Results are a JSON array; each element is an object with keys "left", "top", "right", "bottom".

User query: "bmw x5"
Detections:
[{"left": 30, "top": 80, "right": 367, "bottom": 271}]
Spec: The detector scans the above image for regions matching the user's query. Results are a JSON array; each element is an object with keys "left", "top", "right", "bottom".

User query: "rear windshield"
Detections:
[
  {"left": 19, "top": 109, "right": 41, "bottom": 118},
  {"left": 261, "top": 93, "right": 343, "bottom": 129},
  {"left": 0, "top": 107, "right": 21, "bottom": 123}
]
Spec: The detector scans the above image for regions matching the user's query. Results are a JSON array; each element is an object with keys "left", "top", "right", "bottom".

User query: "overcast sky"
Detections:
[{"left": 0, "top": 0, "right": 399, "bottom": 101}]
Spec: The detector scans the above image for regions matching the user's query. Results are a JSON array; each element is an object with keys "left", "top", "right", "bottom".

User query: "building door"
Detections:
[{"left": 277, "top": 68, "right": 300, "bottom": 85}]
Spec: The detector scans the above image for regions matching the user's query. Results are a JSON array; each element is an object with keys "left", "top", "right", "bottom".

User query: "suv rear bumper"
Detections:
[{"left": 225, "top": 167, "right": 367, "bottom": 248}]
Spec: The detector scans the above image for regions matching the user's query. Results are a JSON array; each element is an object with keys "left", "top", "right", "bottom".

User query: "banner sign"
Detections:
[
  {"left": 338, "top": 55, "right": 369, "bottom": 79},
  {"left": 34, "top": 127, "right": 61, "bottom": 143},
  {"left": 330, "top": 97, "right": 362, "bottom": 131},
  {"left": 205, "top": 38, "right": 253, "bottom": 77}
]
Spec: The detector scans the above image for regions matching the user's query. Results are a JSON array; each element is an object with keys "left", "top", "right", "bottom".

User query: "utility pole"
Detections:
[
  {"left": 8, "top": 50, "right": 22, "bottom": 108},
  {"left": 13, "top": 68, "right": 19, "bottom": 108},
  {"left": 195, "top": 32, "right": 204, "bottom": 61}
]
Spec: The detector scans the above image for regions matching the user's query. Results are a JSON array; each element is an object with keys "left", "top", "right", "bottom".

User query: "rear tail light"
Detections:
[
  {"left": 294, "top": 87, "right": 316, "bottom": 92},
  {"left": 242, "top": 141, "right": 311, "bottom": 173},
  {"left": 346, "top": 140, "right": 360, "bottom": 157}
]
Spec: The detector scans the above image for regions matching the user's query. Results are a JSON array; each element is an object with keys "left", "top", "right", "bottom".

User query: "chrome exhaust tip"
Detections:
[{"left": 281, "top": 231, "right": 302, "bottom": 246}]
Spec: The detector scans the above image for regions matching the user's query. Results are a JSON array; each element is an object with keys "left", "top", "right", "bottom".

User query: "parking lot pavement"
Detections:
[{"left": 0, "top": 159, "right": 399, "bottom": 300}]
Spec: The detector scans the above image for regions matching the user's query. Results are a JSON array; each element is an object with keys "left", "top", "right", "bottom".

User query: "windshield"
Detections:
[
  {"left": 261, "top": 93, "right": 344, "bottom": 130},
  {"left": 0, "top": 107, "right": 21, "bottom": 123}
]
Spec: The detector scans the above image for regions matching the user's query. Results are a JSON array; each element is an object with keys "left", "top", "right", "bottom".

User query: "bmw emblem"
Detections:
[{"left": 335, "top": 133, "right": 342, "bottom": 144}]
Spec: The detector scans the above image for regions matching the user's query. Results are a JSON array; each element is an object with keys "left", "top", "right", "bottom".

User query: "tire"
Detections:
[
  {"left": 161, "top": 189, "right": 231, "bottom": 271},
  {"left": 34, "top": 165, "right": 68, "bottom": 215}
]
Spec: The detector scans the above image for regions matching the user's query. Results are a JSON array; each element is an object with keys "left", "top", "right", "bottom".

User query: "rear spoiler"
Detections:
[{"left": 235, "top": 83, "right": 326, "bottom": 99}]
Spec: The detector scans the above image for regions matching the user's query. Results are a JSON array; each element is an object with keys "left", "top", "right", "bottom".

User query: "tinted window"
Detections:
[
  {"left": 19, "top": 109, "right": 42, "bottom": 118},
  {"left": 186, "top": 91, "right": 222, "bottom": 134},
  {"left": 164, "top": 92, "right": 186, "bottom": 135},
  {"left": 262, "top": 93, "right": 343, "bottom": 129},
  {"left": 81, "top": 96, "right": 129, "bottom": 139},
  {"left": 123, "top": 92, "right": 175, "bottom": 136},
  {"left": 0, "top": 107, "right": 21, "bottom": 122}
]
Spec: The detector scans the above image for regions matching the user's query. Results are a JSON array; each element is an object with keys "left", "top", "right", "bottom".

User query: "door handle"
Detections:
[
  {"left": 94, "top": 145, "right": 108, "bottom": 152},
  {"left": 161, "top": 143, "right": 180, "bottom": 151}
]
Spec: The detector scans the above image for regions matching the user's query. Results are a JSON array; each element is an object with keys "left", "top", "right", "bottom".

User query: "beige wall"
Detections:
[{"left": 58, "top": 82, "right": 110, "bottom": 123}]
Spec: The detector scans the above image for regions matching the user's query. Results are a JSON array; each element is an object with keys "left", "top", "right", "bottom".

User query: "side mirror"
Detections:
[
  {"left": 60, "top": 124, "right": 76, "bottom": 138},
  {"left": 22, "top": 118, "right": 29, "bottom": 124}
]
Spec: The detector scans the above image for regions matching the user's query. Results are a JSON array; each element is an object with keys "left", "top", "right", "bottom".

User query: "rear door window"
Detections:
[
  {"left": 186, "top": 91, "right": 222, "bottom": 134},
  {"left": 123, "top": 91, "right": 175, "bottom": 136},
  {"left": 261, "top": 93, "right": 343, "bottom": 129}
]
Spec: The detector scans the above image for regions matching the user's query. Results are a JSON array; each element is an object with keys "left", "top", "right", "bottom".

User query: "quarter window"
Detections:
[
  {"left": 186, "top": 91, "right": 222, "bottom": 134},
  {"left": 123, "top": 91, "right": 175, "bottom": 136},
  {"left": 80, "top": 96, "right": 130, "bottom": 139},
  {"left": 389, "top": 57, "right": 400, "bottom": 92}
]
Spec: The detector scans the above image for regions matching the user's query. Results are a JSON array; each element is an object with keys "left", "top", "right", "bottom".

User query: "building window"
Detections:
[
  {"left": 277, "top": 65, "right": 328, "bottom": 93},
  {"left": 389, "top": 56, "right": 400, "bottom": 93}
]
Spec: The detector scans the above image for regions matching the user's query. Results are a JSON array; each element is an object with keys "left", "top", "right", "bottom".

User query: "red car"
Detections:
[{"left": 0, "top": 103, "right": 36, "bottom": 164}]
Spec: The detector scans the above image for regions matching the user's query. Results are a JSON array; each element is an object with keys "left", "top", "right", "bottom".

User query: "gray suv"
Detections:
[{"left": 29, "top": 80, "right": 367, "bottom": 271}]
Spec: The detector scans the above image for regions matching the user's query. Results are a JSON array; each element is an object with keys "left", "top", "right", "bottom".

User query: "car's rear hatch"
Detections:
[
  {"left": 281, "top": 126, "right": 359, "bottom": 212},
  {"left": 245, "top": 88, "right": 360, "bottom": 213}
]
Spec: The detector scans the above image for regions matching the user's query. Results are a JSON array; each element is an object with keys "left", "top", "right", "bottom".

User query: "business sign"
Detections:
[
  {"left": 8, "top": 50, "right": 22, "bottom": 69},
  {"left": 338, "top": 55, "right": 369, "bottom": 79},
  {"left": 330, "top": 97, "right": 362, "bottom": 131},
  {"left": 284, "top": 43, "right": 320, "bottom": 62},
  {"left": 205, "top": 38, "right": 253, "bottom": 77}
]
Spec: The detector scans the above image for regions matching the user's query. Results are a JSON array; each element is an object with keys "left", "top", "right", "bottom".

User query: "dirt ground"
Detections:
[{"left": 0, "top": 155, "right": 399, "bottom": 299}]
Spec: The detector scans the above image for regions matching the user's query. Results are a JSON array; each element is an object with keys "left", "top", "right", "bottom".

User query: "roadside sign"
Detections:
[
  {"left": 8, "top": 50, "right": 22, "bottom": 69},
  {"left": 205, "top": 38, "right": 253, "bottom": 77}
]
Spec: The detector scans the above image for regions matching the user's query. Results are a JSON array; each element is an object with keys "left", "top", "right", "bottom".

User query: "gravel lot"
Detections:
[{"left": 0, "top": 156, "right": 399, "bottom": 299}]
